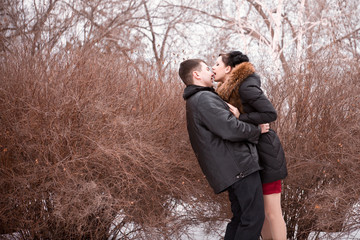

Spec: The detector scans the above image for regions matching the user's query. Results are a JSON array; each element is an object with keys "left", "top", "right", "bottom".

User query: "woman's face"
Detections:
[{"left": 212, "top": 56, "right": 231, "bottom": 83}]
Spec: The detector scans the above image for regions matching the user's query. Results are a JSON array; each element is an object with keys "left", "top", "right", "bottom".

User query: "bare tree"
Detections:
[
  {"left": 1, "top": 0, "right": 78, "bottom": 56},
  {"left": 130, "top": 0, "right": 210, "bottom": 80}
]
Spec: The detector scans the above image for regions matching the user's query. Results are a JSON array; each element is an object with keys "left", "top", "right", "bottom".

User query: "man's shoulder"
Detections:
[
  {"left": 188, "top": 89, "right": 218, "bottom": 101},
  {"left": 187, "top": 90, "right": 224, "bottom": 112},
  {"left": 197, "top": 91, "right": 223, "bottom": 105}
]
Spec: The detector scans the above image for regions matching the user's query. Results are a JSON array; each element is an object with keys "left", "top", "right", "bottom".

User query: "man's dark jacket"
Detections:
[{"left": 183, "top": 85, "right": 261, "bottom": 194}]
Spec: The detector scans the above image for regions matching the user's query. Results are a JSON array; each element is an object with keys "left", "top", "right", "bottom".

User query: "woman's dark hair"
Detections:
[{"left": 219, "top": 51, "right": 249, "bottom": 68}]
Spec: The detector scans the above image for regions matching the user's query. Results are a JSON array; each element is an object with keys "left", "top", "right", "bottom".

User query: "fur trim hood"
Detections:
[{"left": 216, "top": 62, "right": 255, "bottom": 112}]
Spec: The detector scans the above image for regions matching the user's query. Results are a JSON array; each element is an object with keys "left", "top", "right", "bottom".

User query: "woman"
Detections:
[{"left": 212, "top": 51, "right": 287, "bottom": 240}]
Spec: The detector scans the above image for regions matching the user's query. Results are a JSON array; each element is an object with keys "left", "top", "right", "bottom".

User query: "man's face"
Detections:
[{"left": 197, "top": 62, "right": 215, "bottom": 87}]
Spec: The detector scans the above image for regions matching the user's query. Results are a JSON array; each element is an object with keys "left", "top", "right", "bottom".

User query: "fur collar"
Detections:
[{"left": 216, "top": 62, "right": 255, "bottom": 102}]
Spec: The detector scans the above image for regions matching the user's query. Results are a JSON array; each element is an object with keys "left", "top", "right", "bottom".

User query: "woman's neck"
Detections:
[{"left": 223, "top": 74, "right": 230, "bottom": 83}]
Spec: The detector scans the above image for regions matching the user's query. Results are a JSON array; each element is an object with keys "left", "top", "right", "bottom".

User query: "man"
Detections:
[{"left": 179, "top": 59, "right": 269, "bottom": 240}]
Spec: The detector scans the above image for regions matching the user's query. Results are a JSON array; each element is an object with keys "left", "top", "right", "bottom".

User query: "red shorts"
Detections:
[{"left": 262, "top": 180, "right": 282, "bottom": 195}]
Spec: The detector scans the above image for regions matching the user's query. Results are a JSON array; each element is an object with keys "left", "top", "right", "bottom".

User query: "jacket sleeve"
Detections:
[
  {"left": 197, "top": 91, "right": 260, "bottom": 143},
  {"left": 238, "top": 75, "right": 277, "bottom": 125}
]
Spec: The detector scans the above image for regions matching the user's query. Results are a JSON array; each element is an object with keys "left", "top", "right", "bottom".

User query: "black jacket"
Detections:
[
  {"left": 216, "top": 62, "right": 287, "bottom": 183},
  {"left": 183, "top": 85, "right": 261, "bottom": 194},
  {"left": 237, "top": 73, "right": 277, "bottom": 124}
]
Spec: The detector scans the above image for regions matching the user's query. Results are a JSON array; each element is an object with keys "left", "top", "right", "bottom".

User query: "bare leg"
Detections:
[
  {"left": 261, "top": 216, "right": 272, "bottom": 239},
  {"left": 261, "top": 193, "right": 287, "bottom": 240}
]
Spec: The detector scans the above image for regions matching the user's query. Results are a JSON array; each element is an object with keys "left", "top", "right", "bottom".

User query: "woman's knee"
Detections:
[{"left": 264, "top": 208, "right": 282, "bottom": 221}]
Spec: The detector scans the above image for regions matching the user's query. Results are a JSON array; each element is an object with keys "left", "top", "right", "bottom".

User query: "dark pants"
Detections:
[{"left": 224, "top": 171, "right": 264, "bottom": 240}]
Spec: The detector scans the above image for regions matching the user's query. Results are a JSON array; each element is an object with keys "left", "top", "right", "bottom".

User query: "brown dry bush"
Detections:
[
  {"left": 1, "top": 24, "right": 359, "bottom": 240},
  {"left": 262, "top": 51, "right": 360, "bottom": 239},
  {"left": 0, "top": 46, "right": 227, "bottom": 239}
]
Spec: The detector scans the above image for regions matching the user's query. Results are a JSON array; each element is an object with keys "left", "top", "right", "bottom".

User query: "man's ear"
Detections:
[
  {"left": 193, "top": 71, "right": 200, "bottom": 80},
  {"left": 225, "top": 66, "right": 232, "bottom": 74}
]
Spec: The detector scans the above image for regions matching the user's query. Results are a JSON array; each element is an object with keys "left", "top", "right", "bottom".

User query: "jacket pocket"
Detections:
[{"left": 228, "top": 141, "right": 253, "bottom": 170}]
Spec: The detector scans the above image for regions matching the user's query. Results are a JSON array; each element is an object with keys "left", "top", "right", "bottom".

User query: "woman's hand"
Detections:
[
  {"left": 226, "top": 103, "right": 240, "bottom": 118},
  {"left": 259, "top": 123, "right": 270, "bottom": 133}
]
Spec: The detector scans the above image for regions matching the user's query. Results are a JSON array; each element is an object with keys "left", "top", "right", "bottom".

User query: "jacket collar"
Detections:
[
  {"left": 183, "top": 85, "right": 216, "bottom": 100},
  {"left": 216, "top": 62, "right": 255, "bottom": 101}
]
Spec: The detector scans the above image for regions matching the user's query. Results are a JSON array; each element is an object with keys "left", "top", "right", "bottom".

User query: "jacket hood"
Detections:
[
  {"left": 216, "top": 62, "right": 255, "bottom": 102},
  {"left": 183, "top": 85, "right": 216, "bottom": 100}
]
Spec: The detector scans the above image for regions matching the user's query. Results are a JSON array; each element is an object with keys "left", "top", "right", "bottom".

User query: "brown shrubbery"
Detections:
[
  {"left": 262, "top": 53, "right": 360, "bottom": 239},
  {"left": 0, "top": 48, "right": 228, "bottom": 239},
  {"left": 1, "top": 46, "right": 360, "bottom": 239},
  {"left": 2, "top": 0, "right": 360, "bottom": 239},
  {"left": 1, "top": 34, "right": 359, "bottom": 240}
]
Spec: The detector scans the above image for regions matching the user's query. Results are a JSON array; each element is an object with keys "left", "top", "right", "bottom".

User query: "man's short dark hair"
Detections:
[{"left": 178, "top": 59, "right": 205, "bottom": 86}]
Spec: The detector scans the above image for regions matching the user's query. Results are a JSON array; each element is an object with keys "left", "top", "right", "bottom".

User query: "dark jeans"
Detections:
[{"left": 224, "top": 171, "right": 264, "bottom": 240}]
